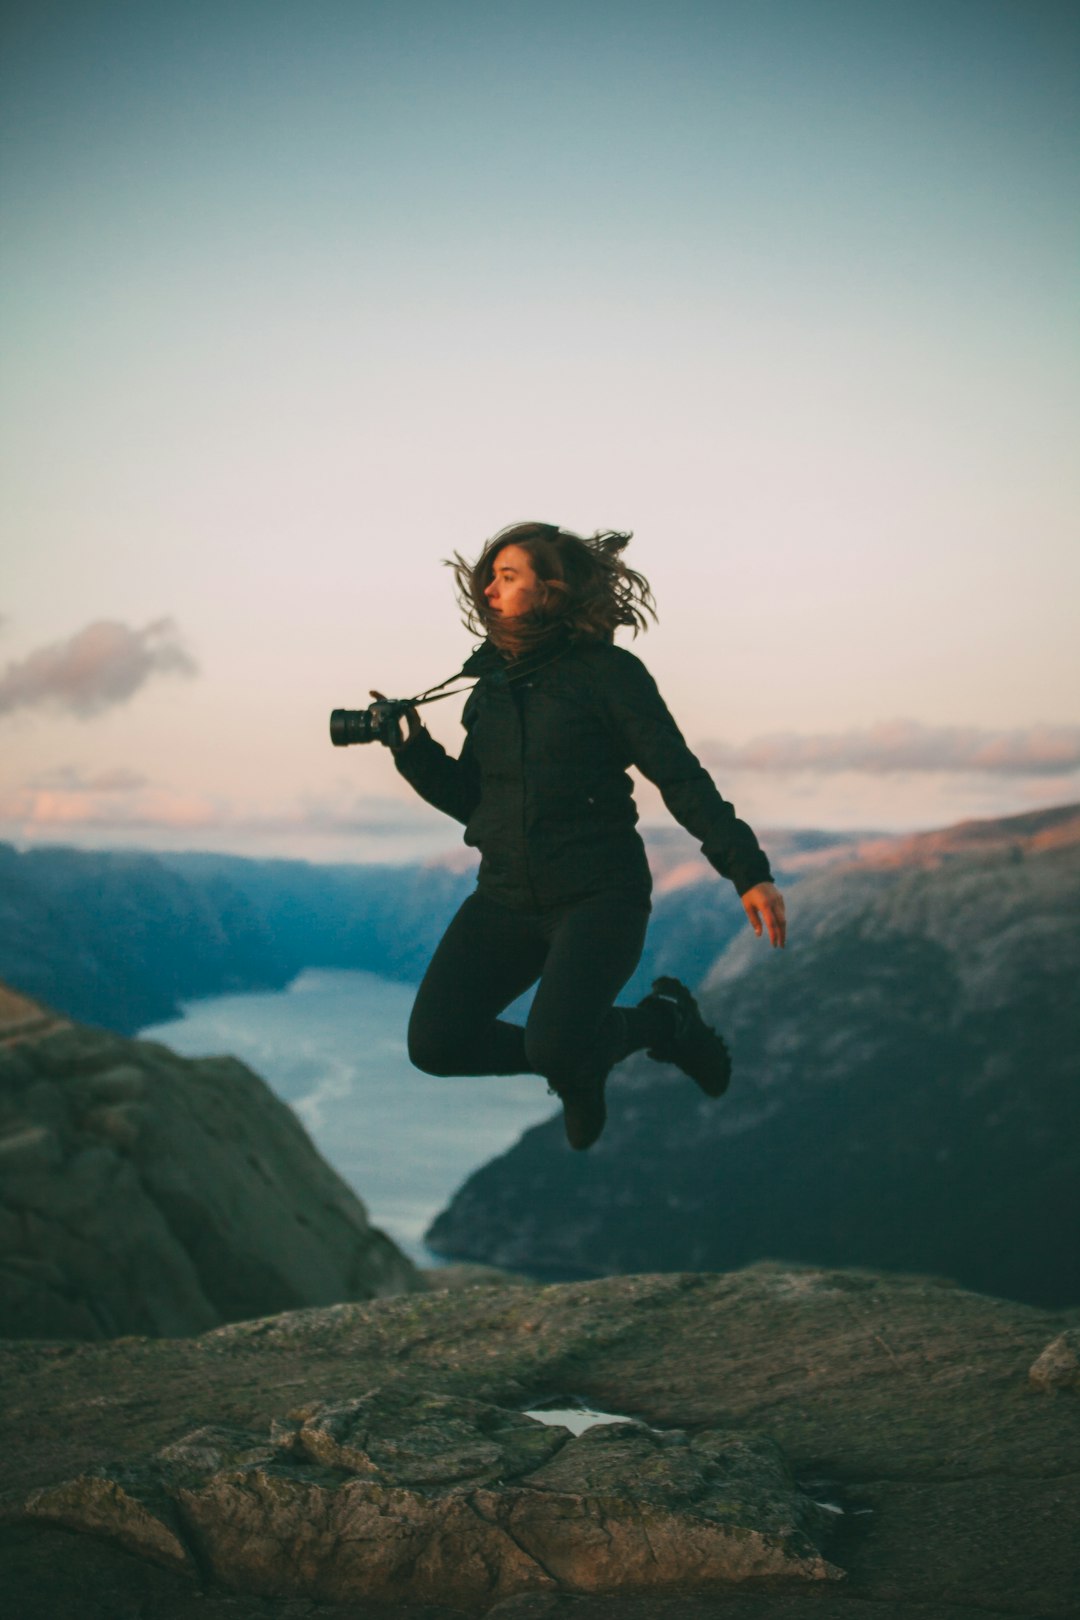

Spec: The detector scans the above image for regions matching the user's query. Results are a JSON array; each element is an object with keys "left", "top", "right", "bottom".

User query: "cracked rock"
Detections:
[{"left": 20, "top": 1387, "right": 840, "bottom": 1606}]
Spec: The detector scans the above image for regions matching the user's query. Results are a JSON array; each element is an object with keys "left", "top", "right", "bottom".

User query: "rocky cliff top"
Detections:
[
  {"left": 2, "top": 1265, "right": 1078, "bottom": 1617},
  {"left": 846, "top": 799, "right": 1080, "bottom": 869}
]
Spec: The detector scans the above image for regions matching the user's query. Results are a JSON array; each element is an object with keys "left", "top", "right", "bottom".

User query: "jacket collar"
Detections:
[
  {"left": 461, "top": 640, "right": 503, "bottom": 677},
  {"left": 462, "top": 629, "right": 572, "bottom": 686}
]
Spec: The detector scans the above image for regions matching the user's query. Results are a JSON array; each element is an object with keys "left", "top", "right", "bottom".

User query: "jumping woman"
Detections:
[{"left": 377, "top": 522, "right": 786, "bottom": 1151}]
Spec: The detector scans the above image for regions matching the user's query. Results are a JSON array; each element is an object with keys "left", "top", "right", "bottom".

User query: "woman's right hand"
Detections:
[
  {"left": 370, "top": 690, "right": 422, "bottom": 751},
  {"left": 741, "top": 881, "right": 787, "bottom": 948}
]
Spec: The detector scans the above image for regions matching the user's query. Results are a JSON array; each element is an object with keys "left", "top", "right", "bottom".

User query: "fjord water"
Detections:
[{"left": 140, "top": 969, "right": 557, "bottom": 1265}]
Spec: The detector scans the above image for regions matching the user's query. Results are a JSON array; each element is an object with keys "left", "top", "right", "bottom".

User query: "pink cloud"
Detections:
[
  {"left": 0, "top": 619, "right": 197, "bottom": 720},
  {"left": 699, "top": 720, "right": 1080, "bottom": 776},
  {"left": 0, "top": 783, "right": 218, "bottom": 830},
  {"left": 0, "top": 783, "right": 437, "bottom": 840},
  {"left": 28, "top": 764, "right": 149, "bottom": 792}
]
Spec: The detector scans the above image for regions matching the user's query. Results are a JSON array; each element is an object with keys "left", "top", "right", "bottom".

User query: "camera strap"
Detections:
[
  {"left": 403, "top": 669, "right": 479, "bottom": 712},
  {"left": 404, "top": 638, "right": 570, "bottom": 710}
]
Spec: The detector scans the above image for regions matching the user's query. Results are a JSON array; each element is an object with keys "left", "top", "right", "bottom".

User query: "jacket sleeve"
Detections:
[
  {"left": 600, "top": 649, "right": 773, "bottom": 896},
  {"left": 392, "top": 725, "right": 480, "bottom": 826}
]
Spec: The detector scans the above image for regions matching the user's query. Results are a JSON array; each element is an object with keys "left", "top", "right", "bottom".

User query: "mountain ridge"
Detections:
[
  {"left": 427, "top": 805, "right": 1080, "bottom": 1307},
  {"left": 3, "top": 803, "right": 1073, "bottom": 1034}
]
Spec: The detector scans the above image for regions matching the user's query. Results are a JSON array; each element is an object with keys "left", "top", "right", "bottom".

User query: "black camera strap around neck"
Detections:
[
  {"left": 404, "top": 637, "right": 570, "bottom": 712},
  {"left": 404, "top": 671, "right": 476, "bottom": 712}
]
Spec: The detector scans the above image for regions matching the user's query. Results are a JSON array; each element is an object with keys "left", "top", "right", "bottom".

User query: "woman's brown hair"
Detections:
[{"left": 449, "top": 522, "right": 656, "bottom": 655}]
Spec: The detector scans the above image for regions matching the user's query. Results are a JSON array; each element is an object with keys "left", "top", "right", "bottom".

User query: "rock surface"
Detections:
[
  {"left": 24, "top": 1390, "right": 836, "bottom": 1606},
  {"left": 1029, "top": 1329, "right": 1080, "bottom": 1392},
  {"left": 429, "top": 809, "right": 1080, "bottom": 1308},
  {"left": 0, "top": 985, "right": 421, "bottom": 1339},
  {"left": 2, "top": 1265, "right": 1078, "bottom": 1617}
]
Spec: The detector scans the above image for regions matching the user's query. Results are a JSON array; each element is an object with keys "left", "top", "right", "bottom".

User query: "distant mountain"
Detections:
[
  {"left": 0, "top": 843, "right": 475, "bottom": 1032},
  {"left": 0, "top": 824, "right": 856, "bottom": 1034},
  {"left": 0, "top": 843, "right": 293, "bottom": 1033},
  {"left": 426, "top": 803, "right": 1080, "bottom": 1309},
  {"left": 618, "top": 823, "right": 868, "bottom": 1001}
]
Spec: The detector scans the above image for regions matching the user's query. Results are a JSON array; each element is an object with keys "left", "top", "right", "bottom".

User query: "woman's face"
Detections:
[{"left": 484, "top": 544, "right": 544, "bottom": 618}]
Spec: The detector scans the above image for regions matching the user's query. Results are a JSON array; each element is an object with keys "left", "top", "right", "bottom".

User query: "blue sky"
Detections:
[{"left": 2, "top": 0, "right": 1078, "bottom": 859}]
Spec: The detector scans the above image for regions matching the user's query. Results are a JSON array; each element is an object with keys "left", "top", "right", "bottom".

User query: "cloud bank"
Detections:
[
  {"left": 0, "top": 780, "right": 441, "bottom": 839},
  {"left": 699, "top": 721, "right": 1080, "bottom": 776},
  {"left": 0, "top": 780, "right": 459, "bottom": 864},
  {"left": 28, "top": 765, "right": 150, "bottom": 793},
  {"left": 0, "top": 619, "right": 197, "bottom": 720}
]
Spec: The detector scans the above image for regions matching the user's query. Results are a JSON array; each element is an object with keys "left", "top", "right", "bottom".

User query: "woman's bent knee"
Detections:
[{"left": 406, "top": 1024, "right": 466, "bottom": 1077}]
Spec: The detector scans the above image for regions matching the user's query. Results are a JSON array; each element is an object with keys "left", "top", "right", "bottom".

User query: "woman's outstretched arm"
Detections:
[{"left": 598, "top": 648, "right": 785, "bottom": 942}]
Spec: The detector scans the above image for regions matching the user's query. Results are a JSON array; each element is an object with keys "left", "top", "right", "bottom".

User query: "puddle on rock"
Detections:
[
  {"left": 798, "top": 1475, "right": 875, "bottom": 1519},
  {"left": 523, "top": 1399, "right": 644, "bottom": 1436}
]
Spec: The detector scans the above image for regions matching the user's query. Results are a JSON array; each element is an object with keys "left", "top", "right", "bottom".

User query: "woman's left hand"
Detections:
[{"left": 742, "top": 882, "right": 787, "bottom": 948}]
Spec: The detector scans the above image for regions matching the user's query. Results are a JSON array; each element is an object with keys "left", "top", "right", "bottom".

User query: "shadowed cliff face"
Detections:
[
  {"left": 427, "top": 821, "right": 1080, "bottom": 1309},
  {"left": 2, "top": 1267, "right": 1078, "bottom": 1617},
  {"left": 0, "top": 986, "right": 421, "bottom": 1339}
]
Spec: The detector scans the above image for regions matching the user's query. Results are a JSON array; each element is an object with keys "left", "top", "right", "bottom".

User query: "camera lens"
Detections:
[{"left": 330, "top": 708, "right": 371, "bottom": 746}]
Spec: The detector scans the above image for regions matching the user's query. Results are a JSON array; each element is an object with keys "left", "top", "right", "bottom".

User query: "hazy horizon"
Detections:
[{"left": 2, "top": 796, "right": 1075, "bottom": 874}]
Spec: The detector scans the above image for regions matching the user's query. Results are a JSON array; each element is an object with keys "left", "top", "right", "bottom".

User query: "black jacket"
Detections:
[{"left": 394, "top": 636, "right": 772, "bottom": 911}]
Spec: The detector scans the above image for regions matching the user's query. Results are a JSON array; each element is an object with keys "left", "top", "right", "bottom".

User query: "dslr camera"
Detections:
[{"left": 329, "top": 699, "right": 409, "bottom": 748}]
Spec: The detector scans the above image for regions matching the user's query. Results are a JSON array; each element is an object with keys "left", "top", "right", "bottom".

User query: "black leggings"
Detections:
[{"left": 407, "top": 888, "right": 668, "bottom": 1094}]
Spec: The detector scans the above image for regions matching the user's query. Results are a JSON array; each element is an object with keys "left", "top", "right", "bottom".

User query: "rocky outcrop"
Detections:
[
  {"left": 1029, "top": 1330, "right": 1080, "bottom": 1392},
  {"left": 0, "top": 985, "right": 420, "bottom": 1339},
  {"left": 2, "top": 1266, "right": 1078, "bottom": 1616},
  {"left": 23, "top": 1391, "right": 837, "bottom": 1606},
  {"left": 428, "top": 812, "right": 1080, "bottom": 1308}
]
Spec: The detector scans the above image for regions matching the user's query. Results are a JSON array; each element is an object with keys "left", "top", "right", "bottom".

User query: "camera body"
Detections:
[{"left": 329, "top": 700, "right": 409, "bottom": 747}]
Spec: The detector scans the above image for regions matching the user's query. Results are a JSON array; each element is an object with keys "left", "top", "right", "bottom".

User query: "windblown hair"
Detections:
[{"left": 449, "top": 522, "right": 656, "bottom": 656}]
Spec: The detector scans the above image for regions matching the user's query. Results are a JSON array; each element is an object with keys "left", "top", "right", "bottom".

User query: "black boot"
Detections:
[
  {"left": 550, "top": 1075, "right": 607, "bottom": 1151},
  {"left": 637, "top": 977, "right": 731, "bottom": 1098}
]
